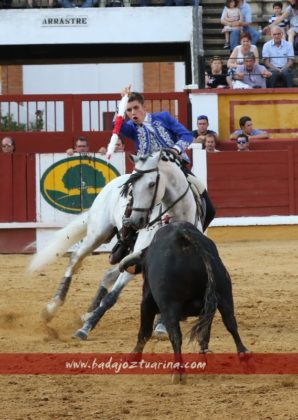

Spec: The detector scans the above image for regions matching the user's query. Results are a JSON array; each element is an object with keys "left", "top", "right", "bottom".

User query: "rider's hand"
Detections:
[{"left": 121, "top": 85, "right": 132, "bottom": 97}]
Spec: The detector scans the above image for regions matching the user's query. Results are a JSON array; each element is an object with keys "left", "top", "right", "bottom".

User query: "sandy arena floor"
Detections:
[{"left": 0, "top": 228, "right": 297, "bottom": 419}]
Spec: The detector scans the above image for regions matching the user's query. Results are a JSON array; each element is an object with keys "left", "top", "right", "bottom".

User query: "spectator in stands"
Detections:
[
  {"left": 192, "top": 115, "right": 217, "bottom": 145},
  {"left": 66, "top": 136, "right": 89, "bottom": 156},
  {"left": 221, "top": 0, "right": 260, "bottom": 52},
  {"left": 227, "top": 32, "right": 259, "bottom": 85},
  {"left": 267, "top": 0, "right": 298, "bottom": 48},
  {"left": 58, "top": 0, "right": 94, "bottom": 7},
  {"left": 98, "top": 138, "right": 125, "bottom": 155},
  {"left": 204, "top": 133, "right": 220, "bottom": 153},
  {"left": 262, "top": 26, "right": 294, "bottom": 87},
  {"left": 205, "top": 56, "right": 229, "bottom": 88},
  {"left": 227, "top": 32, "right": 259, "bottom": 69},
  {"left": 1, "top": 136, "right": 16, "bottom": 154},
  {"left": 221, "top": 0, "right": 242, "bottom": 49},
  {"left": 262, "top": 2, "right": 289, "bottom": 38},
  {"left": 236, "top": 133, "right": 250, "bottom": 151},
  {"left": 233, "top": 52, "right": 272, "bottom": 88},
  {"left": 230, "top": 116, "right": 269, "bottom": 140}
]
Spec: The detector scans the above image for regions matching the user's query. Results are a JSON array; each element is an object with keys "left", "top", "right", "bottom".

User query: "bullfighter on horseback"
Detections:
[{"left": 109, "top": 86, "right": 216, "bottom": 266}]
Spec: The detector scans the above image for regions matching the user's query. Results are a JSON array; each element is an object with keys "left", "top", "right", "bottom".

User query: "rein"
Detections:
[
  {"left": 147, "top": 183, "right": 191, "bottom": 227},
  {"left": 130, "top": 167, "right": 160, "bottom": 219}
]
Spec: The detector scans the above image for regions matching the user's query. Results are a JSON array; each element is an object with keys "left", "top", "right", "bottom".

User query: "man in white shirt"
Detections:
[{"left": 262, "top": 26, "right": 294, "bottom": 87}]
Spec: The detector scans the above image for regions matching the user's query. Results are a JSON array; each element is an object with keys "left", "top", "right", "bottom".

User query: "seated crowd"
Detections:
[
  {"left": 206, "top": 27, "right": 296, "bottom": 89},
  {"left": 215, "top": 0, "right": 298, "bottom": 89}
]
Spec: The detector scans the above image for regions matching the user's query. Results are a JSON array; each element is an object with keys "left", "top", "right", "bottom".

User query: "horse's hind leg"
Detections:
[
  {"left": 41, "top": 237, "right": 100, "bottom": 322},
  {"left": 81, "top": 267, "right": 120, "bottom": 322}
]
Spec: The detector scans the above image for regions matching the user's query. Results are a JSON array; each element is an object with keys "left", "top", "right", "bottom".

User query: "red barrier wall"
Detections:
[
  {"left": 207, "top": 146, "right": 298, "bottom": 217},
  {"left": 0, "top": 154, "right": 36, "bottom": 222}
]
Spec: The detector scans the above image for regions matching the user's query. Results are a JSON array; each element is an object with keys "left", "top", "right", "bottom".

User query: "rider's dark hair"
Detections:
[{"left": 128, "top": 92, "right": 145, "bottom": 105}]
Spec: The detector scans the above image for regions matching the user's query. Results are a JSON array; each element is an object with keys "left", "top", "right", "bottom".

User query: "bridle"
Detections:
[
  {"left": 129, "top": 165, "right": 191, "bottom": 228},
  {"left": 130, "top": 167, "right": 160, "bottom": 226}
]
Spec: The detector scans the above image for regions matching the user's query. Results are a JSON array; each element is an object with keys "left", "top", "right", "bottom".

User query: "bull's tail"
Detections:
[
  {"left": 28, "top": 211, "right": 89, "bottom": 273},
  {"left": 189, "top": 252, "right": 218, "bottom": 343}
]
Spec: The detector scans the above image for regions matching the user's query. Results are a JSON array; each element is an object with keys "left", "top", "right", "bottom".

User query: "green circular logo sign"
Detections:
[{"left": 40, "top": 156, "right": 120, "bottom": 214}]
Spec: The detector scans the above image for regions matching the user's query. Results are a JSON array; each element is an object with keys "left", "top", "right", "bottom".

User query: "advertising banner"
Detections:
[{"left": 36, "top": 153, "right": 126, "bottom": 252}]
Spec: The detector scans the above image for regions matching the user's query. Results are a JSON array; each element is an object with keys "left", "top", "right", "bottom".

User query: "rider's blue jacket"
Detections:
[{"left": 119, "top": 112, "right": 193, "bottom": 160}]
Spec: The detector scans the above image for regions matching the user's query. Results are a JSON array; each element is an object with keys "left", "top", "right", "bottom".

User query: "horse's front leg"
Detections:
[
  {"left": 73, "top": 271, "right": 134, "bottom": 340},
  {"left": 81, "top": 267, "right": 120, "bottom": 322},
  {"left": 41, "top": 238, "right": 98, "bottom": 323}
]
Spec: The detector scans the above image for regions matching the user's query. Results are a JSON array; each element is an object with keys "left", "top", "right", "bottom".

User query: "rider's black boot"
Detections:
[
  {"left": 109, "top": 226, "right": 137, "bottom": 265},
  {"left": 109, "top": 239, "right": 129, "bottom": 265}
]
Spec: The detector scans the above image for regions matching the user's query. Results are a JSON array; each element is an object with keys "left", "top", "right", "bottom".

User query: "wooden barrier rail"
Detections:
[
  {"left": 207, "top": 145, "right": 298, "bottom": 217},
  {"left": 0, "top": 153, "right": 36, "bottom": 222}
]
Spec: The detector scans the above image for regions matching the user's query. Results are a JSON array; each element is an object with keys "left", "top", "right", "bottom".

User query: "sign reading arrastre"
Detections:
[{"left": 41, "top": 16, "right": 88, "bottom": 27}]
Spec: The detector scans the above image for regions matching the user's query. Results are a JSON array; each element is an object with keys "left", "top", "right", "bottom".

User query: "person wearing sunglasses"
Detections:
[
  {"left": 192, "top": 115, "right": 218, "bottom": 145},
  {"left": 236, "top": 134, "right": 250, "bottom": 151},
  {"left": 1, "top": 136, "right": 16, "bottom": 154}
]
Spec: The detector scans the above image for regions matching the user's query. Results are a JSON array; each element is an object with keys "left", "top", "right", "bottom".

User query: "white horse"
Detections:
[{"left": 29, "top": 150, "right": 202, "bottom": 340}]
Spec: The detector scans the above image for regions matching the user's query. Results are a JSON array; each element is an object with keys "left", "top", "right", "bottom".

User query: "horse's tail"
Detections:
[
  {"left": 190, "top": 248, "right": 218, "bottom": 343},
  {"left": 28, "top": 211, "right": 89, "bottom": 273}
]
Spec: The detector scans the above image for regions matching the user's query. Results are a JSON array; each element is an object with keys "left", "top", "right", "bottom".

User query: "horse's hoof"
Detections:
[
  {"left": 40, "top": 306, "right": 54, "bottom": 323},
  {"left": 40, "top": 299, "right": 63, "bottom": 323},
  {"left": 73, "top": 328, "right": 89, "bottom": 341},
  {"left": 153, "top": 323, "right": 168, "bottom": 341},
  {"left": 172, "top": 373, "right": 187, "bottom": 385}
]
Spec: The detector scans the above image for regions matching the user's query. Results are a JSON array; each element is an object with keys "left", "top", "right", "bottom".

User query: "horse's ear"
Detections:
[{"left": 129, "top": 154, "right": 139, "bottom": 164}]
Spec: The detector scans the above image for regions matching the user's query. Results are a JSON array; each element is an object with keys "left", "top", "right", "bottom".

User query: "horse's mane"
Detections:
[
  {"left": 160, "top": 149, "right": 183, "bottom": 167},
  {"left": 120, "top": 149, "right": 183, "bottom": 198},
  {"left": 121, "top": 172, "right": 143, "bottom": 198}
]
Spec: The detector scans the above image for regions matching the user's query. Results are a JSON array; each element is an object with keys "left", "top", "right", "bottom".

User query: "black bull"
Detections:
[{"left": 128, "top": 222, "right": 248, "bottom": 359}]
